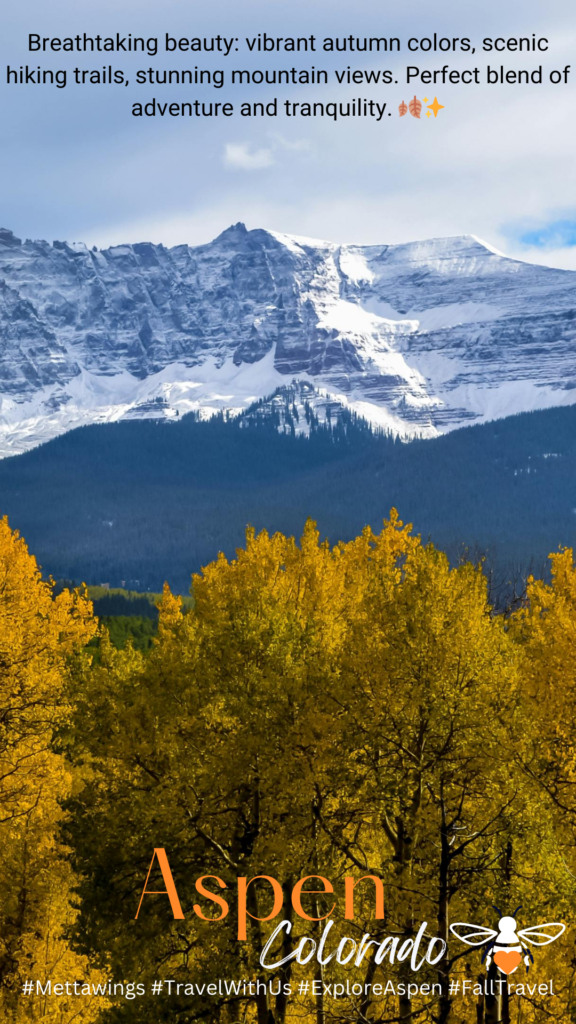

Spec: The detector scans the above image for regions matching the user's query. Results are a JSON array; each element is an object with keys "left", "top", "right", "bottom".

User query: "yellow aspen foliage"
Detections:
[
  {"left": 0, "top": 517, "right": 105, "bottom": 1022},
  {"left": 512, "top": 547, "right": 576, "bottom": 846},
  {"left": 506, "top": 550, "right": 576, "bottom": 1021},
  {"left": 33, "top": 515, "right": 576, "bottom": 1024},
  {"left": 514, "top": 548, "right": 576, "bottom": 760}
]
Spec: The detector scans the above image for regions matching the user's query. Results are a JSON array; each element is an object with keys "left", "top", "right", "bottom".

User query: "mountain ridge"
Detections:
[
  {"left": 0, "top": 402, "right": 574, "bottom": 593},
  {"left": 0, "top": 222, "right": 575, "bottom": 456}
]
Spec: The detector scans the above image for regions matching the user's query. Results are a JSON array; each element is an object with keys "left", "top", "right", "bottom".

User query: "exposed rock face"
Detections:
[{"left": 0, "top": 223, "right": 575, "bottom": 456}]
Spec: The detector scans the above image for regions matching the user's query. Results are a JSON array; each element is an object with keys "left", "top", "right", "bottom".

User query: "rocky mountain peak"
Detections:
[{"left": 0, "top": 224, "right": 574, "bottom": 457}]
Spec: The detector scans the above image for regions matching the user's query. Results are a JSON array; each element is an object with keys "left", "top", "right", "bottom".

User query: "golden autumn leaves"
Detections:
[
  {"left": 1, "top": 512, "right": 576, "bottom": 1023},
  {"left": 0, "top": 518, "right": 105, "bottom": 1023}
]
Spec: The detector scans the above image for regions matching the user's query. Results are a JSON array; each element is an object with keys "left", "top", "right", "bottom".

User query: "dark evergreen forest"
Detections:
[{"left": 0, "top": 400, "right": 574, "bottom": 594}]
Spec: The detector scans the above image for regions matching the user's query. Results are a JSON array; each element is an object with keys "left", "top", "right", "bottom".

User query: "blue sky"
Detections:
[
  {"left": 520, "top": 220, "right": 576, "bottom": 248},
  {"left": 2, "top": 0, "right": 576, "bottom": 267}
]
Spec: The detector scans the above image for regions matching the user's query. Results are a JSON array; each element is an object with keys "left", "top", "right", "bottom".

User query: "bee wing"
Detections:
[
  {"left": 449, "top": 923, "right": 498, "bottom": 946},
  {"left": 517, "top": 923, "right": 566, "bottom": 946}
]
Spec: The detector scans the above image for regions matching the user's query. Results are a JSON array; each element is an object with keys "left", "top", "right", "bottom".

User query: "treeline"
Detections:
[
  {"left": 87, "top": 616, "right": 157, "bottom": 660},
  {"left": 0, "top": 402, "right": 575, "bottom": 593},
  {"left": 53, "top": 587, "right": 196, "bottom": 659},
  {"left": 87, "top": 587, "right": 163, "bottom": 619},
  {"left": 1, "top": 512, "right": 576, "bottom": 1023}
]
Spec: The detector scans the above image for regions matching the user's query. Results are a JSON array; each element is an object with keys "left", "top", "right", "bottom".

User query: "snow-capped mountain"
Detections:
[{"left": 0, "top": 222, "right": 575, "bottom": 457}]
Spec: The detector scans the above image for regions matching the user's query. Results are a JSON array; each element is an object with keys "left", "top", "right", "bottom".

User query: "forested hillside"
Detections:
[{"left": 0, "top": 401, "right": 575, "bottom": 591}]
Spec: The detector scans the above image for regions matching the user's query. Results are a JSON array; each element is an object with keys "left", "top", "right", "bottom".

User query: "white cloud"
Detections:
[
  {"left": 224, "top": 143, "right": 275, "bottom": 170},
  {"left": 40, "top": 5, "right": 576, "bottom": 274},
  {"left": 271, "top": 134, "right": 311, "bottom": 152},
  {"left": 504, "top": 245, "right": 576, "bottom": 272},
  {"left": 87, "top": 196, "right": 576, "bottom": 273}
]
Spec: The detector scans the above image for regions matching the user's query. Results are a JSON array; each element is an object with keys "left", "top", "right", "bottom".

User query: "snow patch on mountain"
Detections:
[{"left": 0, "top": 223, "right": 575, "bottom": 457}]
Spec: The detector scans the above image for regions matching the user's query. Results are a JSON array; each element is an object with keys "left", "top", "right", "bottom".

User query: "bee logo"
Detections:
[{"left": 450, "top": 906, "right": 565, "bottom": 975}]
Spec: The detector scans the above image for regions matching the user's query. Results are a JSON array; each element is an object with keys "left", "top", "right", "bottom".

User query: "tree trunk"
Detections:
[
  {"left": 476, "top": 974, "right": 485, "bottom": 1023},
  {"left": 397, "top": 816, "right": 414, "bottom": 1024},
  {"left": 247, "top": 882, "right": 270, "bottom": 1024},
  {"left": 437, "top": 804, "right": 452, "bottom": 1024},
  {"left": 484, "top": 962, "right": 502, "bottom": 1024},
  {"left": 501, "top": 983, "right": 510, "bottom": 1024},
  {"left": 274, "top": 879, "right": 294, "bottom": 1024},
  {"left": 359, "top": 955, "right": 377, "bottom": 1023},
  {"left": 499, "top": 840, "right": 513, "bottom": 1024}
]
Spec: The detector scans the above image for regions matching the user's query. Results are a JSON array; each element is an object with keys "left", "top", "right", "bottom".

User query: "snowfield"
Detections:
[{"left": 0, "top": 223, "right": 575, "bottom": 457}]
